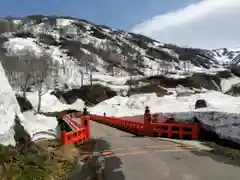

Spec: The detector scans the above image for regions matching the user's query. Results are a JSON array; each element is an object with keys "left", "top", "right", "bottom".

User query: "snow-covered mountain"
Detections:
[
  {"left": 0, "top": 15, "right": 240, "bottom": 92},
  {"left": 0, "top": 15, "right": 240, "bottom": 75},
  {"left": 212, "top": 48, "right": 240, "bottom": 65}
]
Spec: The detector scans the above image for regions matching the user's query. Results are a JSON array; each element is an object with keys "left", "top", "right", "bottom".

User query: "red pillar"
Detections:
[
  {"left": 143, "top": 106, "right": 152, "bottom": 136},
  {"left": 192, "top": 122, "right": 200, "bottom": 140},
  {"left": 81, "top": 115, "right": 90, "bottom": 139}
]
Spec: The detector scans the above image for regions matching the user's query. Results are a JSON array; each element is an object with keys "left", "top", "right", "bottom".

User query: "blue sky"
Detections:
[{"left": 0, "top": 0, "right": 197, "bottom": 30}]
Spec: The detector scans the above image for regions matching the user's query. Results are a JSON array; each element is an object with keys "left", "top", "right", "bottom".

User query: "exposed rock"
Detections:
[{"left": 15, "top": 94, "right": 33, "bottom": 112}]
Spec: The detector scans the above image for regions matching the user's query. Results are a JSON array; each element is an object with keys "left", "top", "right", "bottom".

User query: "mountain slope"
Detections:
[{"left": 0, "top": 15, "right": 240, "bottom": 92}]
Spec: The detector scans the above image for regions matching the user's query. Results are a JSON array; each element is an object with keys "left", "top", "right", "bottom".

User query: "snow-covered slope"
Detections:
[
  {"left": 212, "top": 48, "right": 240, "bottom": 65},
  {"left": 1, "top": 15, "right": 240, "bottom": 92}
]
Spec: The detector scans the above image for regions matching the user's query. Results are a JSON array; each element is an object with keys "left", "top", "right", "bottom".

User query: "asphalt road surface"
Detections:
[{"left": 90, "top": 121, "right": 240, "bottom": 180}]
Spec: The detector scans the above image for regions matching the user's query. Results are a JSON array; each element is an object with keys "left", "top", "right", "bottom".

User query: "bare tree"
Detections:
[
  {"left": 127, "top": 53, "right": 136, "bottom": 90},
  {"left": 76, "top": 53, "right": 90, "bottom": 86},
  {"left": 159, "top": 61, "right": 172, "bottom": 75},
  {"left": 106, "top": 43, "right": 122, "bottom": 76},
  {"left": 1, "top": 50, "right": 53, "bottom": 112},
  {"left": 0, "top": 19, "right": 10, "bottom": 34},
  {"left": 0, "top": 52, "right": 35, "bottom": 94},
  {"left": 182, "top": 60, "right": 190, "bottom": 72},
  {"left": 52, "top": 61, "right": 60, "bottom": 89},
  {"left": 0, "top": 19, "right": 16, "bottom": 35},
  {"left": 34, "top": 52, "right": 53, "bottom": 112}
]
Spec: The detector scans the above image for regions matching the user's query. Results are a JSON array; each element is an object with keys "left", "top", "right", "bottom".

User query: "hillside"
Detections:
[{"left": 0, "top": 15, "right": 240, "bottom": 95}]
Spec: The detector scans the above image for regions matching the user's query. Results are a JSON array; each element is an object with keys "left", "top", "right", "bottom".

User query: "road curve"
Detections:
[{"left": 90, "top": 121, "right": 240, "bottom": 180}]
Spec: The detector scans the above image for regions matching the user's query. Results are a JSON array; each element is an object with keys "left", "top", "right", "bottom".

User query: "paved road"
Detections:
[{"left": 90, "top": 121, "right": 240, "bottom": 180}]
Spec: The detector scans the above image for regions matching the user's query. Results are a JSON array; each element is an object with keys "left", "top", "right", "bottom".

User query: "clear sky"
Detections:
[{"left": 0, "top": 0, "right": 195, "bottom": 31}]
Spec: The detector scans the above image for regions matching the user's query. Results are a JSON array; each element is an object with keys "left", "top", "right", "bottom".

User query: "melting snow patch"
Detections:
[{"left": 4, "top": 37, "right": 42, "bottom": 55}]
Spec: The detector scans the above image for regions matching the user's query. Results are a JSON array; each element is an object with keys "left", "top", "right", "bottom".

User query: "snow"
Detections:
[
  {"left": 90, "top": 91, "right": 240, "bottom": 144},
  {"left": 22, "top": 111, "right": 59, "bottom": 142},
  {"left": 4, "top": 37, "right": 42, "bottom": 55},
  {"left": 27, "top": 92, "right": 85, "bottom": 113},
  {"left": 0, "top": 63, "right": 19, "bottom": 146},
  {"left": 220, "top": 76, "right": 240, "bottom": 93},
  {"left": 56, "top": 18, "right": 75, "bottom": 27}
]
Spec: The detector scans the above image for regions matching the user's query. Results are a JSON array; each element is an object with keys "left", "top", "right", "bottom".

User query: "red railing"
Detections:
[
  {"left": 59, "top": 107, "right": 200, "bottom": 145},
  {"left": 90, "top": 114, "right": 144, "bottom": 135},
  {"left": 89, "top": 107, "right": 200, "bottom": 140},
  {"left": 151, "top": 122, "right": 199, "bottom": 140},
  {"left": 60, "top": 127, "right": 88, "bottom": 145},
  {"left": 60, "top": 114, "right": 90, "bottom": 145}
]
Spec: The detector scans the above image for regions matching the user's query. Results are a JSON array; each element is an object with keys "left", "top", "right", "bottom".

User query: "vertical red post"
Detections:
[
  {"left": 60, "top": 131, "right": 67, "bottom": 145},
  {"left": 144, "top": 106, "right": 152, "bottom": 136},
  {"left": 192, "top": 121, "right": 200, "bottom": 140},
  {"left": 179, "top": 127, "right": 183, "bottom": 139},
  {"left": 81, "top": 115, "right": 90, "bottom": 139},
  {"left": 167, "top": 126, "right": 172, "bottom": 138}
]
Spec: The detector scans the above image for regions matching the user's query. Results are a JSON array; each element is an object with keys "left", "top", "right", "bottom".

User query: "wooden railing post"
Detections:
[
  {"left": 81, "top": 107, "right": 90, "bottom": 139},
  {"left": 192, "top": 121, "right": 200, "bottom": 140},
  {"left": 144, "top": 106, "right": 152, "bottom": 136}
]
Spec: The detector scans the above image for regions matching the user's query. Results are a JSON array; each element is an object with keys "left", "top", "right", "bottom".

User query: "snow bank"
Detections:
[
  {"left": 90, "top": 91, "right": 240, "bottom": 144},
  {"left": 27, "top": 92, "right": 85, "bottom": 113},
  {"left": 0, "top": 62, "right": 66, "bottom": 145},
  {"left": 0, "top": 63, "right": 19, "bottom": 146},
  {"left": 22, "top": 111, "right": 59, "bottom": 142}
]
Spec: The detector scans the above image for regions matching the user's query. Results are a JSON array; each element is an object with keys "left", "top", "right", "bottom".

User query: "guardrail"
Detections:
[
  {"left": 89, "top": 106, "right": 200, "bottom": 140},
  {"left": 59, "top": 107, "right": 200, "bottom": 145},
  {"left": 60, "top": 113, "right": 90, "bottom": 145},
  {"left": 90, "top": 114, "right": 144, "bottom": 135},
  {"left": 60, "top": 127, "right": 88, "bottom": 145}
]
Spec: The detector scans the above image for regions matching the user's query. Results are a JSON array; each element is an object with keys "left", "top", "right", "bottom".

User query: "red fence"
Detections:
[
  {"left": 89, "top": 107, "right": 200, "bottom": 140},
  {"left": 59, "top": 107, "right": 200, "bottom": 145},
  {"left": 60, "top": 127, "right": 88, "bottom": 145},
  {"left": 90, "top": 114, "right": 144, "bottom": 135},
  {"left": 60, "top": 114, "right": 90, "bottom": 145}
]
